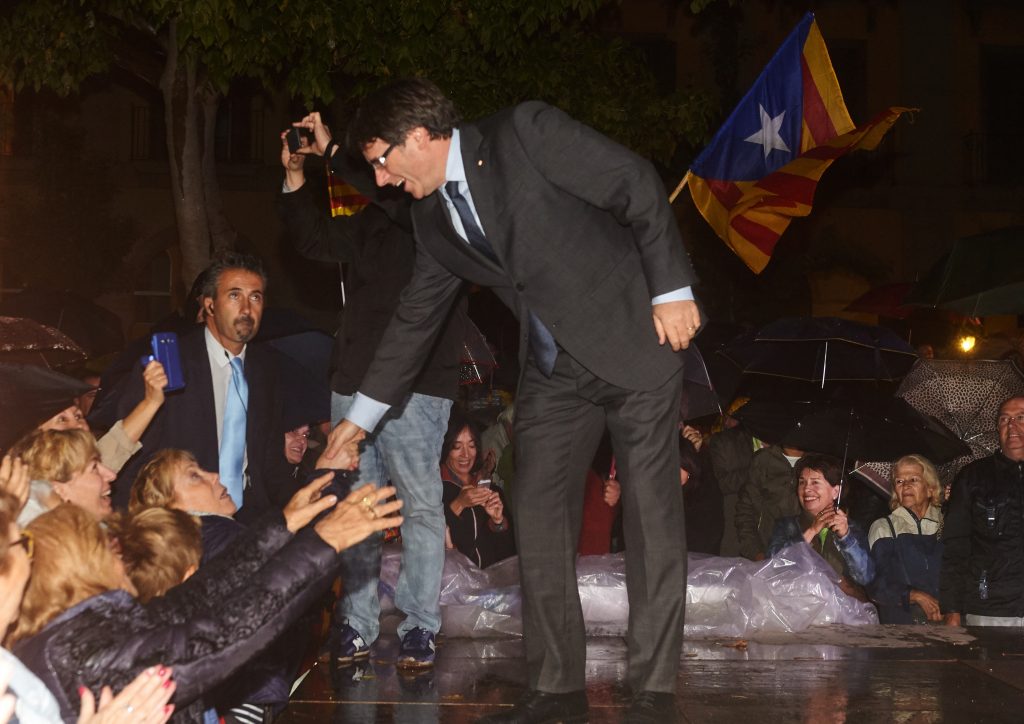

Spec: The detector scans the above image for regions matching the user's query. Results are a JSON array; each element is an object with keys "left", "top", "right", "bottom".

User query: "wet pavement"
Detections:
[{"left": 278, "top": 625, "right": 1024, "bottom": 723}]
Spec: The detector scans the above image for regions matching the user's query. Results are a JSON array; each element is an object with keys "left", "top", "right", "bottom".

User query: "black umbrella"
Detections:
[
  {"left": 0, "top": 290, "right": 125, "bottom": 359},
  {"left": 0, "top": 316, "right": 87, "bottom": 369},
  {"left": 0, "top": 363, "right": 92, "bottom": 450},
  {"left": 718, "top": 316, "right": 917, "bottom": 400},
  {"left": 905, "top": 227, "right": 1024, "bottom": 316},
  {"left": 733, "top": 397, "right": 969, "bottom": 466},
  {"left": 679, "top": 342, "right": 728, "bottom": 420}
]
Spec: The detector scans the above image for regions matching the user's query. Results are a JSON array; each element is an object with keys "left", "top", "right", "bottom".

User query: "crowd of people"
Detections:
[{"left": 1, "top": 75, "right": 1023, "bottom": 724}]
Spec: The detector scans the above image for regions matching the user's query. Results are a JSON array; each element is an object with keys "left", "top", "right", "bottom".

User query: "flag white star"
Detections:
[{"left": 744, "top": 104, "right": 791, "bottom": 160}]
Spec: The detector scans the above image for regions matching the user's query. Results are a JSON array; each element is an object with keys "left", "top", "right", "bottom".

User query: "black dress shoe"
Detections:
[
  {"left": 477, "top": 689, "right": 589, "bottom": 723},
  {"left": 623, "top": 691, "right": 677, "bottom": 723}
]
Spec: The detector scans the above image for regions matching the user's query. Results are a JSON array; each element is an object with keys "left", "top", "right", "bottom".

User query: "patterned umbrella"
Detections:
[
  {"left": 853, "top": 358, "right": 1024, "bottom": 491},
  {"left": 0, "top": 315, "right": 87, "bottom": 369}
]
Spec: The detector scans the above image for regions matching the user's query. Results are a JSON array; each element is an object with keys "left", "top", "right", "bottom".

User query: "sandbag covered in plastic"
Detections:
[{"left": 378, "top": 542, "right": 877, "bottom": 638}]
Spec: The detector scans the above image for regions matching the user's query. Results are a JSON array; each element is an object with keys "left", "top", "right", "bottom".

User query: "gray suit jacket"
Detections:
[{"left": 353, "top": 101, "right": 698, "bottom": 404}]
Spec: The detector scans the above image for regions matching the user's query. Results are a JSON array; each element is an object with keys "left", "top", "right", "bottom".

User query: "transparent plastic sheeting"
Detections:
[{"left": 378, "top": 542, "right": 878, "bottom": 639}]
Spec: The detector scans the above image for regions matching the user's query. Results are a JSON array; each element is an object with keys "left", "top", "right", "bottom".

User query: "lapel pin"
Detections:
[{"left": 477, "top": 159, "right": 484, "bottom": 167}]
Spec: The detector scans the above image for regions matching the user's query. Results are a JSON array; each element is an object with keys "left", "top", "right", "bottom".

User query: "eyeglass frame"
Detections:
[
  {"left": 997, "top": 413, "right": 1024, "bottom": 427},
  {"left": 893, "top": 476, "right": 924, "bottom": 487},
  {"left": 368, "top": 142, "right": 397, "bottom": 170},
  {"left": 12, "top": 530, "right": 33, "bottom": 560}
]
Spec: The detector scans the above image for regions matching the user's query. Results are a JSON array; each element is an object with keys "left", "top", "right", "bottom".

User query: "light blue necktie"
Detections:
[
  {"left": 445, "top": 181, "right": 558, "bottom": 377},
  {"left": 219, "top": 356, "right": 248, "bottom": 508}
]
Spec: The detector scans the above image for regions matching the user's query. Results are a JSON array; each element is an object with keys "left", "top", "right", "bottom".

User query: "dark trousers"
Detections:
[{"left": 512, "top": 352, "right": 686, "bottom": 694}]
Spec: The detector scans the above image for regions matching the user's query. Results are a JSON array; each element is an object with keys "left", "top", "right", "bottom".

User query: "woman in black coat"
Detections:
[
  {"left": 11, "top": 473, "right": 401, "bottom": 724},
  {"left": 440, "top": 414, "right": 515, "bottom": 568}
]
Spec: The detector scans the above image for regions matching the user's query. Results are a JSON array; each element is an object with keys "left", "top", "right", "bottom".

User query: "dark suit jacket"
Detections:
[
  {"left": 337, "top": 101, "right": 698, "bottom": 405},
  {"left": 277, "top": 181, "right": 466, "bottom": 400},
  {"left": 109, "top": 328, "right": 293, "bottom": 521}
]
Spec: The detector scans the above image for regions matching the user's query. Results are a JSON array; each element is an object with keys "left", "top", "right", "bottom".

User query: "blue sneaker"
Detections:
[
  {"left": 397, "top": 627, "right": 436, "bottom": 669},
  {"left": 331, "top": 622, "right": 370, "bottom": 665}
]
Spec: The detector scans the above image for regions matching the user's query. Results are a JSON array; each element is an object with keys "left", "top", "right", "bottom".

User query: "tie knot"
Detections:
[
  {"left": 230, "top": 356, "right": 244, "bottom": 375},
  {"left": 445, "top": 180, "right": 462, "bottom": 199}
]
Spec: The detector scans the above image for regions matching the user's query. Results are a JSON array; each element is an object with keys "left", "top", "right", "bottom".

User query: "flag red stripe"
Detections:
[
  {"left": 801, "top": 56, "right": 838, "bottom": 146},
  {"left": 756, "top": 172, "right": 818, "bottom": 206},
  {"left": 801, "top": 144, "right": 849, "bottom": 160},
  {"left": 730, "top": 215, "right": 781, "bottom": 256},
  {"left": 708, "top": 179, "right": 744, "bottom": 210}
]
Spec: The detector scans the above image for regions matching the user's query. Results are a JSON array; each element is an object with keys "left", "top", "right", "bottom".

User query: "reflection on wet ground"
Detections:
[{"left": 278, "top": 626, "right": 1024, "bottom": 722}]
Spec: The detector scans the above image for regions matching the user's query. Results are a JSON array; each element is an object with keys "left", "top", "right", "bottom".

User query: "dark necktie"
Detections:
[{"left": 445, "top": 181, "right": 558, "bottom": 376}]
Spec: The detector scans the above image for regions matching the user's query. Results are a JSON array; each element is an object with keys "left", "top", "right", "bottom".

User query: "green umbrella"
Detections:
[{"left": 906, "top": 227, "right": 1024, "bottom": 316}]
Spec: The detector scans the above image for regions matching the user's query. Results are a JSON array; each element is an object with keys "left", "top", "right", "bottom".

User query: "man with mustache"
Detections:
[{"left": 105, "top": 253, "right": 298, "bottom": 523}]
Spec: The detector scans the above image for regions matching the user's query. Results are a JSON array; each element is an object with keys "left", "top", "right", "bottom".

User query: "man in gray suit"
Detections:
[{"left": 316, "top": 78, "right": 700, "bottom": 723}]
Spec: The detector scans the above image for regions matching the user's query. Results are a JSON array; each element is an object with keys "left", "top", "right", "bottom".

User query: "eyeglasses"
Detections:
[
  {"left": 894, "top": 477, "right": 923, "bottom": 486},
  {"left": 369, "top": 143, "right": 397, "bottom": 170},
  {"left": 997, "top": 413, "right": 1024, "bottom": 427},
  {"left": 12, "top": 530, "right": 33, "bottom": 560}
]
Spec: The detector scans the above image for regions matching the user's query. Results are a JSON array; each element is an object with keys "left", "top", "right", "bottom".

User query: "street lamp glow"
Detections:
[{"left": 959, "top": 335, "right": 976, "bottom": 353}]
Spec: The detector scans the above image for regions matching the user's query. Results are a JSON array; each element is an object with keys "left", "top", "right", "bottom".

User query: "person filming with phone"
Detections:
[{"left": 440, "top": 412, "right": 514, "bottom": 569}]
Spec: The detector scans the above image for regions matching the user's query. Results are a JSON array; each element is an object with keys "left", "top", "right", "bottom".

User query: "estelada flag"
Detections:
[
  {"left": 326, "top": 165, "right": 369, "bottom": 218},
  {"left": 686, "top": 12, "right": 912, "bottom": 274}
]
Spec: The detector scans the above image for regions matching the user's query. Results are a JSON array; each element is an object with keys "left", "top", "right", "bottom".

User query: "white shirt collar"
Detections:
[
  {"left": 444, "top": 128, "right": 466, "bottom": 187},
  {"left": 204, "top": 326, "right": 247, "bottom": 368}
]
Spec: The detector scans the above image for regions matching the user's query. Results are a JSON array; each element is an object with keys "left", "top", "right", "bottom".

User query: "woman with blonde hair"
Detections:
[
  {"left": 129, "top": 449, "right": 245, "bottom": 563},
  {"left": 12, "top": 429, "right": 115, "bottom": 524},
  {"left": 10, "top": 470, "right": 402, "bottom": 724},
  {"left": 867, "top": 454, "right": 945, "bottom": 623},
  {"left": 0, "top": 490, "right": 176, "bottom": 724},
  {"left": 108, "top": 508, "right": 203, "bottom": 604}
]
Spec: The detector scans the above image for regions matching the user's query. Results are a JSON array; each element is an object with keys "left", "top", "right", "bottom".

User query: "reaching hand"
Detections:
[
  {"left": 320, "top": 420, "right": 365, "bottom": 470},
  {"left": 282, "top": 472, "right": 339, "bottom": 533},
  {"left": 313, "top": 483, "right": 404, "bottom": 553},
  {"left": 652, "top": 299, "right": 700, "bottom": 351},
  {"left": 78, "top": 666, "right": 175, "bottom": 724}
]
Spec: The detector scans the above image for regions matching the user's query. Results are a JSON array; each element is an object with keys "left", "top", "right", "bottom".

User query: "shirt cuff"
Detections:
[
  {"left": 651, "top": 286, "right": 694, "bottom": 305},
  {"left": 346, "top": 393, "right": 390, "bottom": 432}
]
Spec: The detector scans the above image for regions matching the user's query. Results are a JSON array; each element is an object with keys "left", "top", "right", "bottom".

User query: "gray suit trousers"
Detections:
[{"left": 512, "top": 351, "right": 686, "bottom": 694}]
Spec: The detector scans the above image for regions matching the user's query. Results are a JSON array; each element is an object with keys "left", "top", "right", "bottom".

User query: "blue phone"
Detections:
[{"left": 142, "top": 332, "right": 185, "bottom": 391}]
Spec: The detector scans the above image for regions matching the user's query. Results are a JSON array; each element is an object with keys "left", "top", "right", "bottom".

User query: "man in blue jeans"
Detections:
[{"left": 279, "top": 125, "right": 467, "bottom": 667}]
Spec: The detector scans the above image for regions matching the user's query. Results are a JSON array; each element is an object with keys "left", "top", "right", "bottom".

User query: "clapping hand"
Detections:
[
  {"left": 78, "top": 666, "right": 176, "bottom": 724},
  {"left": 0, "top": 455, "right": 29, "bottom": 511}
]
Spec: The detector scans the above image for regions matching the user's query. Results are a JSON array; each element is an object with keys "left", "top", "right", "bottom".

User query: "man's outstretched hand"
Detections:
[{"left": 318, "top": 419, "right": 367, "bottom": 471}]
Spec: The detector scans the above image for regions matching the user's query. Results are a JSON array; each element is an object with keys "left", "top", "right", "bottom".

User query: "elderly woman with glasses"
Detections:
[{"left": 867, "top": 454, "right": 945, "bottom": 623}]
